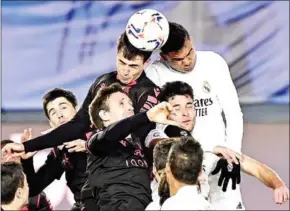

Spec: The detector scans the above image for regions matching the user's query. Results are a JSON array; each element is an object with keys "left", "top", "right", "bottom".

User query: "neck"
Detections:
[
  {"left": 169, "top": 178, "right": 187, "bottom": 196},
  {"left": 2, "top": 201, "right": 23, "bottom": 211}
]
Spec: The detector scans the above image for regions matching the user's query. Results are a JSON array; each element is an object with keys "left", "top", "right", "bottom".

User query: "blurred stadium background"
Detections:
[{"left": 1, "top": 1, "right": 289, "bottom": 210}]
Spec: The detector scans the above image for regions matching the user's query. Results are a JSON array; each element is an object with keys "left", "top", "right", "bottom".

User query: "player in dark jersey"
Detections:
[
  {"left": 85, "top": 83, "right": 179, "bottom": 210},
  {"left": 2, "top": 31, "right": 160, "bottom": 156},
  {"left": 19, "top": 88, "right": 89, "bottom": 210},
  {"left": 1, "top": 140, "right": 53, "bottom": 211}
]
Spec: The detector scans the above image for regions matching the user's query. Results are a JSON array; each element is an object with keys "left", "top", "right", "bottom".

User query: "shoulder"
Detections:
[
  {"left": 147, "top": 59, "right": 168, "bottom": 72},
  {"left": 197, "top": 50, "right": 226, "bottom": 63},
  {"left": 146, "top": 200, "right": 161, "bottom": 210},
  {"left": 161, "top": 196, "right": 177, "bottom": 210}
]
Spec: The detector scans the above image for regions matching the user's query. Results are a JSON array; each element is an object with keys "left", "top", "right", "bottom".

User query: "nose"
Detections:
[
  {"left": 57, "top": 112, "right": 64, "bottom": 119},
  {"left": 123, "top": 68, "right": 130, "bottom": 76},
  {"left": 182, "top": 108, "right": 189, "bottom": 117}
]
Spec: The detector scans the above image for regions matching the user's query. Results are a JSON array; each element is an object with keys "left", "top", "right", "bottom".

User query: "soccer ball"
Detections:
[{"left": 125, "top": 9, "right": 170, "bottom": 52}]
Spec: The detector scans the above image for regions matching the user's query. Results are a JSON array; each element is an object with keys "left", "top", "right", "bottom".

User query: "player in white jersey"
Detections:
[
  {"left": 145, "top": 81, "right": 289, "bottom": 210},
  {"left": 161, "top": 136, "right": 214, "bottom": 210},
  {"left": 145, "top": 22, "right": 243, "bottom": 153}
]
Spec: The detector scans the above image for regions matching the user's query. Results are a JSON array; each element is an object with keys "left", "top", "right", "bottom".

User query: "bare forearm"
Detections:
[{"left": 241, "top": 155, "right": 284, "bottom": 189}]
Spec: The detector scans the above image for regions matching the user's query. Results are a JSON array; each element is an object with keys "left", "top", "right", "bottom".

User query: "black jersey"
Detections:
[
  {"left": 86, "top": 112, "right": 154, "bottom": 210},
  {"left": 25, "top": 192, "right": 53, "bottom": 211},
  {"left": 23, "top": 71, "right": 160, "bottom": 153},
  {"left": 22, "top": 147, "right": 87, "bottom": 202}
]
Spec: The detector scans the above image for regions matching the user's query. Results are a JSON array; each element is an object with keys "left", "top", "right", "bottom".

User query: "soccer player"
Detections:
[
  {"left": 19, "top": 88, "right": 89, "bottom": 211},
  {"left": 1, "top": 140, "right": 53, "bottom": 211},
  {"left": 145, "top": 21, "right": 243, "bottom": 153},
  {"left": 161, "top": 136, "right": 213, "bottom": 210},
  {"left": 2, "top": 32, "right": 160, "bottom": 159},
  {"left": 85, "top": 83, "right": 179, "bottom": 210},
  {"left": 146, "top": 81, "right": 289, "bottom": 209},
  {"left": 1, "top": 162, "right": 29, "bottom": 211}
]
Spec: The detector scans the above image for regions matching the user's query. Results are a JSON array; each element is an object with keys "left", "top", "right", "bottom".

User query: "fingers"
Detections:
[
  {"left": 218, "top": 174, "right": 224, "bottom": 187},
  {"left": 64, "top": 140, "right": 81, "bottom": 148},
  {"left": 237, "top": 172, "right": 241, "bottom": 184},
  {"left": 68, "top": 146, "right": 86, "bottom": 153},
  {"left": 12, "top": 152, "right": 25, "bottom": 158},
  {"left": 222, "top": 178, "right": 229, "bottom": 192},
  {"left": 231, "top": 177, "right": 237, "bottom": 191}
]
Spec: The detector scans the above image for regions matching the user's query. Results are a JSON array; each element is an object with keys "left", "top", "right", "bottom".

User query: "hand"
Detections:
[
  {"left": 20, "top": 128, "right": 38, "bottom": 160},
  {"left": 211, "top": 158, "right": 241, "bottom": 192},
  {"left": 213, "top": 146, "right": 242, "bottom": 165},
  {"left": 274, "top": 185, "right": 289, "bottom": 204},
  {"left": 64, "top": 139, "right": 86, "bottom": 153},
  {"left": 2, "top": 143, "right": 25, "bottom": 158},
  {"left": 146, "top": 102, "right": 180, "bottom": 127}
]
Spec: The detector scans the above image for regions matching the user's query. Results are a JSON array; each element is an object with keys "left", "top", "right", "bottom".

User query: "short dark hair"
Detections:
[
  {"left": 117, "top": 32, "right": 152, "bottom": 62},
  {"left": 161, "top": 22, "right": 190, "bottom": 54},
  {"left": 158, "top": 81, "right": 194, "bottom": 102},
  {"left": 42, "top": 88, "right": 78, "bottom": 119},
  {"left": 1, "top": 162, "right": 25, "bottom": 204},
  {"left": 1, "top": 139, "right": 14, "bottom": 149},
  {"left": 89, "top": 83, "right": 127, "bottom": 129},
  {"left": 168, "top": 136, "right": 203, "bottom": 185},
  {"left": 153, "top": 138, "right": 179, "bottom": 171}
]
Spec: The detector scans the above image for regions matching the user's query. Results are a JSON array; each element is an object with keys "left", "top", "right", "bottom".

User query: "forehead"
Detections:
[
  {"left": 168, "top": 94, "right": 193, "bottom": 104},
  {"left": 46, "top": 97, "right": 73, "bottom": 109},
  {"left": 167, "top": 39, "right": 192, "bottom": 58},
  {"left": 108, "top": 91, "right": 131, "bottom": 101},
  {"left": 117, "top": 50, "right": 144, "bottom": 64}
]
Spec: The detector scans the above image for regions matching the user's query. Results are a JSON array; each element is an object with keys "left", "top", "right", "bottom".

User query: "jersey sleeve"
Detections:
[
  {"left": 22, "top": 149, "right": 64, "bottom": 197},
  {"left": 86, "top": 112, "right": 151, "bottom": 155},
  {"left": 211, "top": 52, "right": 244, "bottom": 153},
  {"left": 23, "top": 78, "right": 101, "bottom": 152}
]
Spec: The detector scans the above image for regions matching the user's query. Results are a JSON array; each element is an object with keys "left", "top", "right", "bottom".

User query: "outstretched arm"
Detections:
[{"left": 241, "top": 154, "right": 289, "bottom": 204}]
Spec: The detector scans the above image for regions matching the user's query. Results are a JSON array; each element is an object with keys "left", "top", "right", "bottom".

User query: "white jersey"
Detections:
[
  {"left": 161, "top": 185, "right": 214, "bottom": 210},
  {"left": 145, "top": 51, "right": 244, "bottom": 153},
  {"left": 145, "top": 122, "right": 245, "bottom": 210},
  {"left": 146, "top": 179, "right": 161, "bottom": 210}
]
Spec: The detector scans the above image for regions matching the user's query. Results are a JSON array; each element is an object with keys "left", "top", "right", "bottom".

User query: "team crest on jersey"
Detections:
[{"left": 202, "top": 81, "right": 211, "bottom": 94}]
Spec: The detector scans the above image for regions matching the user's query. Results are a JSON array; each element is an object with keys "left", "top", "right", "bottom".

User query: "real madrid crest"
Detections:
[{"left": 202, "top": 81, "right": 211, "bottom": 94}]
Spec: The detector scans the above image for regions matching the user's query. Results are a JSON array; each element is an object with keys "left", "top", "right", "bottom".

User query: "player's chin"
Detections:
[{"left": 181, "top": 122, "right": 194, "bottom": 131}]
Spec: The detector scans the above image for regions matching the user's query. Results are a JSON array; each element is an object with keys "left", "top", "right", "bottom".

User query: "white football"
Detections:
[{"left": 125, "top": 9, "right": 170, "bottom": 52}]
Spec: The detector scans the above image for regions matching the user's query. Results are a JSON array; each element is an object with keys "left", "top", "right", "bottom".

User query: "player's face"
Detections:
[
  {"left": 167, "top": 94, "right": 196, "bottom": 132},
  {"left": 117, "top": 50, "right": 145, "bottom": 84},
  {"left": 46, "top": 97, "right": 77, "bottom": 128},
  {"left": 163, "top": 38, "right": 196, "bottom": 73},
  {"left": 1, "top": 149, "right": 21, "bottom": 164},
  {"left": 106, "top": 91, "right": 134, "bottom": 124}
]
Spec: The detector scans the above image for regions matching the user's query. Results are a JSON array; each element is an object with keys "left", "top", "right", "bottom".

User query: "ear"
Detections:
[
  {"left": 99, "top": 110, "right": 110, "bottom": 122},
  {"left": 15, "top": 188, "right": 22, "bottom": 199}
]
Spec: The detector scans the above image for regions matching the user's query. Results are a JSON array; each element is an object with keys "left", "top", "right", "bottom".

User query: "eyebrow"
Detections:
[
  {"left": 171, "top": 48, "right": 193, "bottom": 61},
  {"left": 48, "top": 102, "right": 68, "bottom": 115},
  {"left": 119, "top": 59, "right": 140, "bottom": 67}
]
